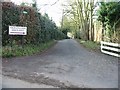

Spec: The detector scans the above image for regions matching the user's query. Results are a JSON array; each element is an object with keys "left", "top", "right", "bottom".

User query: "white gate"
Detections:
[{"left": 101, "top": 41, "right": 120, "bottom": 57}]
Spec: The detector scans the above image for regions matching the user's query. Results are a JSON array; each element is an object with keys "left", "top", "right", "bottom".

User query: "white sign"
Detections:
[{"left": 9, "top": 26, "right": 27, "bottom": 35}]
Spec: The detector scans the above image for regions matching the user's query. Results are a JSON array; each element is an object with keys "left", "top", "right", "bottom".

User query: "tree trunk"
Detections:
[{"left": 102, "top": 23, "right": 105, "bottom": 41}]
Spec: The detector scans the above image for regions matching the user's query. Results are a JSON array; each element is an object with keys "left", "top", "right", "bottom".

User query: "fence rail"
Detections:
[{"left": 101, "top": 41, "right": 120, "bottom": 57}]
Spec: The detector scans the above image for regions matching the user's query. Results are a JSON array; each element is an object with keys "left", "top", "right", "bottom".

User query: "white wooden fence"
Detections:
[{"left": 101, "top": 41, "right": 120, "bottom": 57}]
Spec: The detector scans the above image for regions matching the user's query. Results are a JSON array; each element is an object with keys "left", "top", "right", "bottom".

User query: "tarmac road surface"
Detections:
[{"left": 2, "top": 39, "right": 118, "bottom": 88}]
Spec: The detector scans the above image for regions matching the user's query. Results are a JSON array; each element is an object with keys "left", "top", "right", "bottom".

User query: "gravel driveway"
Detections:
[{"left": 2, "top": 39, "right": 118, "bottom": 88}]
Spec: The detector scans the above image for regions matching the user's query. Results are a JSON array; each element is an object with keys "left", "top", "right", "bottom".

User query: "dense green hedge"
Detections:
[{"left": 2, "top": 2, "right": 66, "bottom": 46}]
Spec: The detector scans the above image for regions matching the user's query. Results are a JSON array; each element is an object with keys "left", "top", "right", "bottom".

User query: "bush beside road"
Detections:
[{"left": 2, "top": 40, "right": 56, "bottom": 58}]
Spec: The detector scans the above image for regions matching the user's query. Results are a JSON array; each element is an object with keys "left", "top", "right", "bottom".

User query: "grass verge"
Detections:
[
  {"left": 2, "top": 40, "right": 56, "bottom": 58},
  {"left": 77, "top": 39, "right": 100, "bottom": 52},
  {"left": 0, "top": 47, "right": 2, "bottom": 57}
]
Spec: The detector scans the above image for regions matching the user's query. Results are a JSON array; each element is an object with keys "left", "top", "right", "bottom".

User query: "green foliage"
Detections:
[
  {"left": 97, "top": 2, "right": 120, "bottom": 42},
  {"left": 98, "top": 2, "right": 120, "bottom": 30},
  {"left": 2, "top": 2, "right": 20, "bottom": 46},
  {"left": 2, "top": 2, "right": 66, "bottom": 46},
  {"left": 0, "top": 48, "right": 2, "bottom": 57},
  {"left": 61, "top": 28, "right": 69, "bottom": 36},
  {"left": 2, "top": 40, "right": 55, "bottom": 58},
  {"left": 60, "top": 15, "right": 76, "bottom": 38},
  {"left": 74, "top": 31, "right": 81, "bottom": 39},
  {"left": 62, "top": 0, "right": 96, "bottom": 41},
  {"left": 77, "top": 39, "right": 100, "bottom": 51}
]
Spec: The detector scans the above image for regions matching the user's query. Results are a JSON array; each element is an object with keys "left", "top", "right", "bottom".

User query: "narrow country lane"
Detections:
[{"left": 2, "top": 39, "right": 118, "bottom": 88}]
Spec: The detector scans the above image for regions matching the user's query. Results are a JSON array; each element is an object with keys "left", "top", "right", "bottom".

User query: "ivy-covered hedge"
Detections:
[{"left": 2, "top": 2, "right": 66, "bottom": 46}]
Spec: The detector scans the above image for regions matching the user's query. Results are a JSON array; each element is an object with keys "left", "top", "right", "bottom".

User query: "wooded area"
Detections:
[
  {"left": 2, "top": 0, "right": 120, "bottom": 46},
  {"left": 61, "top": 0, "right": 120, "bottom": 43}
]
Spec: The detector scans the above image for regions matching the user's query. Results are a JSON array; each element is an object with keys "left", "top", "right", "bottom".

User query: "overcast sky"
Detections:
[{"left": 11, "top": 0, "right": 66, "bottom": 26}]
